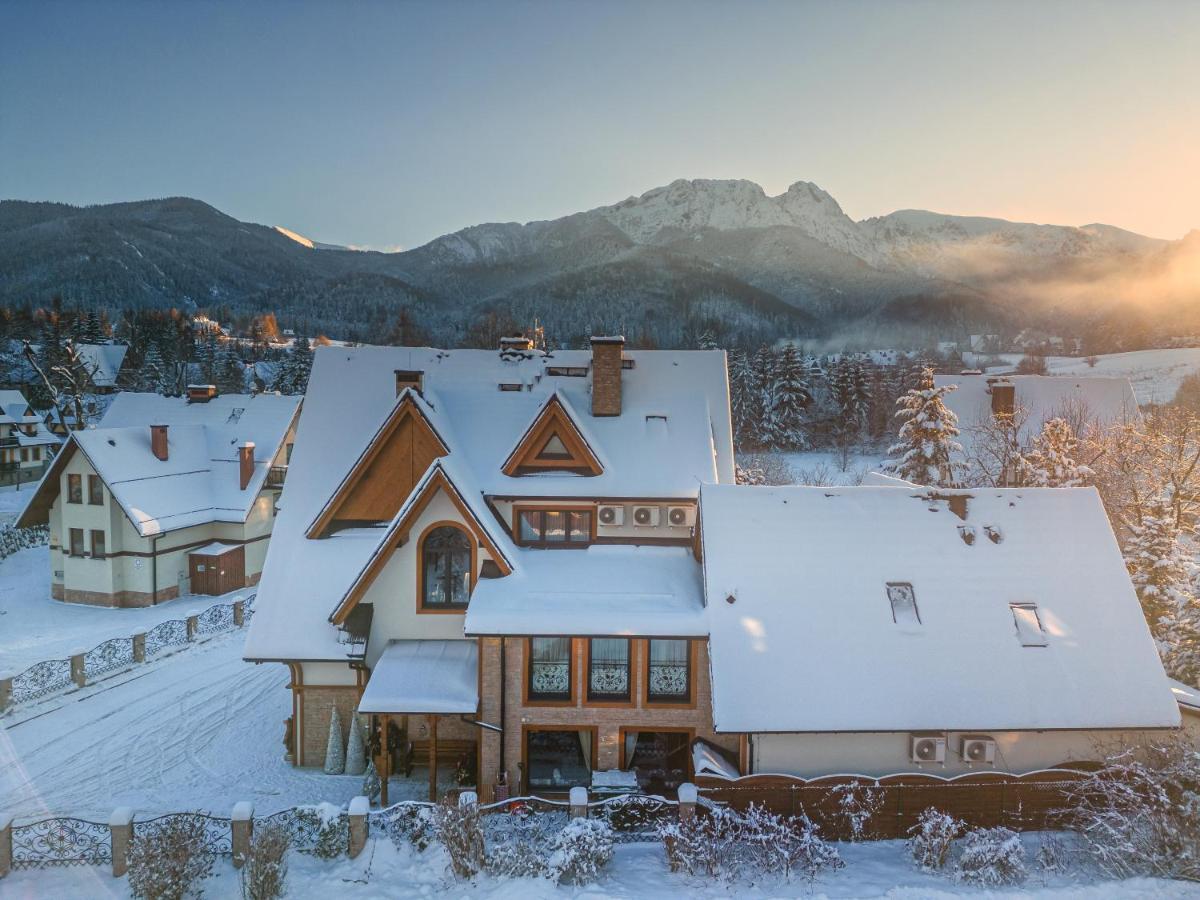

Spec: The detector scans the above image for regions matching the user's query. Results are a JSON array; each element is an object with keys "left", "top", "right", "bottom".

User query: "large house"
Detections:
[
  {"left": 18, "top": 387, "right": 301, "bottom": 607},
  {"left": 0, "top": 389, "right": 60, "bottom": 487},
  {"left": 244, "top": 339, "right": 1184, "bottom": 802}
]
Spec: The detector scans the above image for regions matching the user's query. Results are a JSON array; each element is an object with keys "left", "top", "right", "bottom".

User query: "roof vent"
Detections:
[
  {"left": 985, "top": 525, "right": 1003, "bottom": 544},
  {"left": 957, "top": 525, "right": 976, "bottom": 545}
]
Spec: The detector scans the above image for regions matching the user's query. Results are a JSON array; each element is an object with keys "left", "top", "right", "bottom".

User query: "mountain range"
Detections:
[{"left": 1, "top": 179, "right": 1195, "bottom": 348}]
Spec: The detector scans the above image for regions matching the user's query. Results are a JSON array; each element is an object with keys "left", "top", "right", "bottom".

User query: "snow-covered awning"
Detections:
[
  {"left": 357, "top": 640, "right": 478, "bottom": 715},
  {"left": 190, "top": 542, "right": 238, "bottom": 557}
]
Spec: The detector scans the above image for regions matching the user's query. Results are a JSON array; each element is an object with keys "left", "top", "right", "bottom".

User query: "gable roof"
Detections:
[
  {"left": 17, "top": 392, "right": 300, "bottom": 535},
  {"left": 74, "top": 343, "right": 128, "bottom": 389},
  {"left": 700, "top": 483, "right": 1180, "bottom": 734},
  {"left": 501, "top": 390, "right": 604, "bottom": 477}
]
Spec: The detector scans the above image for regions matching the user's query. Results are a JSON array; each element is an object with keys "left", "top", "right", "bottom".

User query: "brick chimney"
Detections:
[
  {"left": 187, "top": 384, "right": 217, "bottom": 404},
  {"left": 590, "top": 335, "right": 625, "bottom": 417},
  {"left": 989, "top": 379, "right": 1015, "bottom": 417},
  {"left": 150, "top": 424, "right": 169, "bottom": 461},
  {"left": 395, "top": 369, "right": 423, "bottom": 397},
  {"left": 238, "top": 442, "right": 255, "bottom": 490},
  {"left": 499, "top": 333, "right": 533, "bottom": 352}
]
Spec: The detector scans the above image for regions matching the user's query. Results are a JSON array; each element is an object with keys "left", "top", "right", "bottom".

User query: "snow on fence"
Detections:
[
  {"left": 0, "top": 594, "right": 255, "bottom": 714},
  {"left": 697, "top": 769, "right": 1095, "bottom": 839}
]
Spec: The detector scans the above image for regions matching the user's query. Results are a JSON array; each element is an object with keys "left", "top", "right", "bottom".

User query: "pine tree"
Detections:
[
  {"left": 213, "top": 342, "right": 246, "bottom": 395},
  {"left": 885, "top": 367, "right": 962, "bottom": 487},
  {"left": 727, "top": 349, "right": 757, "bottom": 448},
  {"left": 137, "top": 345, "right": 168, "bottom": 394},
  {"left": 83, "top": 310, "right": 105, "bottom": 343},
  {"left": 362, "top": 758, "right": 381, "bottom": 802},
  {"left": 763, "top": 344, "right": 811, "bottom": 449},
  {"left": 195, "top": 333, "right": 218, "bottom": 383},
  {"left": 1022, "top": 418, "right": 1092, "bottom": 487},
  {"left": 324, "top": 707, "right": 346, "bottom": 775},
  {"left": 696, "top": 329, "right": 719, "bottom": 351},
  {"left": 345, "top": 713, "right": 367, "bottom": 776}
]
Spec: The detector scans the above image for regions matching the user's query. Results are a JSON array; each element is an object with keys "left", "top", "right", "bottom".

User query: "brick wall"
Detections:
[
  {"left": 590, "top": 340, "right": 623, "bottom": 416},
  {"left": 56, "top": 585, "right": 179, "bottom": 607},
  {"left": 299, "top": 686, "right": 360, "bottom": 768}
]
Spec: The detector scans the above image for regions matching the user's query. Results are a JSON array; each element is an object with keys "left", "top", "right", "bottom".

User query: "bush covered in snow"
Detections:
[
  {"left": 545, "top": 818, "right": 615, "bottom": 884},
  {"left": 1035, "top": 833, "right": 1072, "bottom": 874},
  {"left": 832, "top": 780, "right": 884, "bottom": 841},
  {"left": 433, "top": 795, "right": 485, "bottom": 880},
  {"left": 127, "top": 814, "right": 214, "bottom": 900},
  {"left": 239, "top": 823, "right": 290, "bottom": 900},
  {"left": 660, "top": 806, "right": 745, "bottom": 879},
  {"left": 484, "top": 810, "right": 563, "bottom": 879},
  {"left": 0, "top": 523, "right": 48, "bottom": 563},
  {"left": 293, "top": 804, "right": 347, "bottom": 860},
  {"left": 955, "top": 826, "right": 1027, "bottom": 886},
  {"left": 907, "top": 807, "right": 963, "bottom": 872},
  {"left": 378, "top": 803, "right": 435, "bottom": 852},
  {"left": 1066, "top": 739, "right": 1200, "bottom": 881}
]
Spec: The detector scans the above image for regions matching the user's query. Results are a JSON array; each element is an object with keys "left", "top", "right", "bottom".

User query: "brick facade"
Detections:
[
  {"left": 298, "top": 685, "right": 360, "bottom": 768},
  {"left": 54, "top": 584, "right": 180, "bottom": 608},
  {"left": 589, "top": 338, "right": 624, "bottom": 416}
]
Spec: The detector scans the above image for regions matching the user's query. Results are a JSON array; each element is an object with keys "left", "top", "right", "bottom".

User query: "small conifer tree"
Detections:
[
  {"left": 885, "top": 367, "right": 962, "bottom": 487},
  {"left": 323, "top": 707, "right": 345, "bottom": 774}
]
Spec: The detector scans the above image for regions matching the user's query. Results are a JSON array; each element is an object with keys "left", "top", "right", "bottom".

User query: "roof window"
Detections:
[
  {"left": 1010, "top": 603, "right": 1047, "bottom": 647},
  {"left": 886, "top": 582, "right": 921, "bottom": 625},
  {"left": 498, "top": 383, "right": 523, "bottom": 392},
  {"left": 547, "top": 366, "right": 588, "bottom": 377}
]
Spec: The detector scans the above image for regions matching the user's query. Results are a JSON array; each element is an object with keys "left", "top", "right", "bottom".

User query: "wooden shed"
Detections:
[{"left": 188, "top": 543, "right": 246, "bottom": 596}]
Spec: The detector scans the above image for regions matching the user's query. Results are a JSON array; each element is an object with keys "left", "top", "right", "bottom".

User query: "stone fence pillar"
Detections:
[
  {"left": 231, "top": 802, "right": 253, "bottom": 868},
  {"left": 233, "top": 600, "right": 245, "bottom": 628},
  {"left": 0, "top": 813, "right": 13, "bottom": 879},
  {"left": 131, "top": 631, "right": 146, "bottom": 664},
  {"left": 0, "top": 675, "right": 12, "bottom": 716},
  {"left": 348, "top": 796, "right": 369, "bottom": 859},
  {"left": 677, "top": 783, "right": 697, "bottom": 824},
  {"left": 109, "top": 807, "right": 135, "bottom": 878},
  {"left": 185, "top": 612, "right": 200, "bottom": 642},
  {"left": 569, "top": 786, "right": 588, "bottom": 819},
  {"left": 70, "top": 650, "right": 86, "bottom": 689}
]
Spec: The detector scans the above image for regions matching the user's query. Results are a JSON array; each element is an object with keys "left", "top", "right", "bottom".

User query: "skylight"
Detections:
[
  {"left": 1011, "top": 603, "right": 1048, "bottom": 647},
  {"left": 886, "top": 582, "right": 921, "bottom": 625}
]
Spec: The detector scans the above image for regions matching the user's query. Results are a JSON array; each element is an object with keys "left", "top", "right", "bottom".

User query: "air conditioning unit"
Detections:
[
  {"left": 910, "top": 733, "right": 946, "bottom": 764},
  {"left": 666, "top": 505, "right": 696, "bottom": 527},
  {"left": 960, "top": 735, "right": 997, "bottom": 765},
  {"left": 597, "top": 504, "right": 625, "bottom": 527},
  {"left": 632, "top": 505, "right": 661, "bottom": 527}
]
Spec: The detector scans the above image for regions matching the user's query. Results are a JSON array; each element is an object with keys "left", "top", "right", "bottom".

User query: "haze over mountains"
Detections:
[{"left": 1, "top": 179, "right": 1195, "bottom": 349}]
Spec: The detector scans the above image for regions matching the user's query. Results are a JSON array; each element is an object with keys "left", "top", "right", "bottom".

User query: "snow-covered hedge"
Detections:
[
  {"left": 955, "top": 826, "right": 1027, "bottom": 886},
  {"left": 0, "top": 522, "right": 48, "bottom": 563},
  {"left": 908, "top": 807, "right": 962, "bottom": 872},
  {"left": 127, "top": 814, "right": 215, "bottom": 900}
]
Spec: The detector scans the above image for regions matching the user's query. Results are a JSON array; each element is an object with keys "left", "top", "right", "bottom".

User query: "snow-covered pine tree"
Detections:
[
  {"left": 695, "top": 329, "right": 719, "bottom": 351},
  {"left": 213, "top": 342, "right": 246, "bottom": 395},
  {"left": 362, "top": 758, "right": 381, "bottom": 802},
  {"left": 345, "top": 713, "right": 367, "bottom": 776},
  {"left": 885, "top": 367, "right": 962, "bottom": 487},
  {"left": 726, "top": 349, "right": 756, "bottom": 448},
  {"left": 195, "top": 333, "right": 217, "bottom": 383},
  {"left": 83, "top": 310, "right": 105, "bottom": 343},
  {"left": 763, "top": 344, "right": 811, "bottom": 449},
  {"left": 748, "top": 346, "right": 777, "bottom": 449},
  {"left": 137, "top": 345, "right": 168, "bottom": 394},
  {"left": 288, "top": 336, "right": 313, "bottom": 394},
  {"left": 323, "top": 707, "right": 346, "bottom": 774},
  {"left": 1021, "top": 418, "right": 1092, "bottom": 487}
]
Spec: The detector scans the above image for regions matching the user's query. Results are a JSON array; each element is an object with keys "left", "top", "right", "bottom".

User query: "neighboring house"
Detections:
[
  {"left": 74, "top": 342, "right": 129, "bottom": 393},
  {"left": 700, "top": 484, "right": 1181, "bottom": 777},
  {"left": 0, "top": 389, "right": 60, "bottom": 487},
  {"left": 244, "top": 338, "right": 1183, "bottom": 803},
  {"left": 17, "top": 387, "right": 301, "bottom": 607}
]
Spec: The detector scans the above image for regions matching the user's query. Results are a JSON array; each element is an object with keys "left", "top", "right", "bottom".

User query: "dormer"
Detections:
[{"left": 502, "top": 392, "right": 603, "bottom": 477}]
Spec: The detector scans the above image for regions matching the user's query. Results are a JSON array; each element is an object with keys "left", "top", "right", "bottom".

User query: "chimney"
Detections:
[
  {"left": 238, "top": 442, "right": 255, "bottom": 490},
  {"left": 395, "top": 369, "right": 423, "bottom": 397},
  {"left": 499, "top": 333, "right": 533, "bottom": 353},
  {"left": 989, "top": 380, "right": 1015, "bottom": 418},
  {"left": 150, "top": 424, "right": 169, "bottom": 461},
  {"left": 590, "top": 335, "right": 625, "bottom": 417},
  {"left": 187, "top": 384, "right": 217, "bottom": 404}
]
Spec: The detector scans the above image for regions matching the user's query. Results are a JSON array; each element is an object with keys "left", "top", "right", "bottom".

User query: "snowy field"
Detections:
[
  {"left": 0, "top": 482, "right": 35, "bottom": 524},
  {"left": 781, "top": 450, "right": 888, "bottom": 487},
  {"left": 963, "top": 348, "right": 1200, "bottom": 406},
  {"left": 5, "top": 833, "right": 1196, "bottom": 899},
  {"left": 0, "top": 546, "right": 247, "bottom": 672}
]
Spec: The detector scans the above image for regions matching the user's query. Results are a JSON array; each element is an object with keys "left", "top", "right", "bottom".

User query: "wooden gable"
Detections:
[
  {"left": 502, "top": 394, "right": 603, "bottom": 477},
  {"left": 308, "top": 394, "right": 449, "bottom": 537},
  {"left": 329, "top": 466, "right": 513, "bottom": 624}
]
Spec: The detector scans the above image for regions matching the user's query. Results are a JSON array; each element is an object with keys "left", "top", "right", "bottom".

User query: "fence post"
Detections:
[
  {"left": 131, "top": 631, "right": 146, "bottom": 664},
  {"left": 109, "top": 807, "right": 134, "bottom": 878},
  {"left": 0, "top": 813, "right": 12, "bottom": 879},
  {"left": 0, "top": 674, "right": 12, "bottom": 716},
  {"left": 186, "top": 612, "right": 200, "bottom": 642},
  {"left": 233, "top": 599, "right": 245, "bottom": 628},
  {"left": 569, "top": 786, "right": 588, "bottom": 819},
  {"left": 677, "top": 783, "right": 697, "bottom": 824},
  {"left": 348, "top": 796, "right": 369, "bottom": 859},
  {"left": 70, "top": 649, "right": 86, "bottom": 688},
  {"left": 231, "top": 802, "right": 254, "bottom": 869}
]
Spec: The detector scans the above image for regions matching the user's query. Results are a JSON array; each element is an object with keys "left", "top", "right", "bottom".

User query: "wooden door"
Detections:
[{"left": 188, "top": 554, "right": 215, "bottom": 595}]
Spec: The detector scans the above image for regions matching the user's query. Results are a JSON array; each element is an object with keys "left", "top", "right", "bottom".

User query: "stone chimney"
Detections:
[
  {"left": 150, "top": 424, "right": 169, "bottom": 462},
  {"left": 590, "top": 335, "right": 625, "bottom": 417},
  {"left": 395, "top": 370, "right": 423, "bottom": 396},
  {"left": 989, "top": 379, "right": 1015, "bottom": 417},
  {"left": 238, "top": 442, "right": 255, "bottom": 490}
]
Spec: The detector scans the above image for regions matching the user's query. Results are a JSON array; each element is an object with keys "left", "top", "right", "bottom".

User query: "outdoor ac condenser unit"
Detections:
[
  {"left": 666, "top": 505, "right": 696, "bottom": 527},
  {"left": 632, "top": 505, "right": 661, "bottom": 527},
  {"left": 910, "top": 734, "right": 946, "bottom": 764},
  {"left": 598, "top": 505, "right": 625, "bottom": 526},
  {"left": 960, "top": 736, "right": 997, "bottom": 765}
]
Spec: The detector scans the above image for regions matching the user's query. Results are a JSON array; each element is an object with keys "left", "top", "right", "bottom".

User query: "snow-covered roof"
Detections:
[
  {"left": 1169, "top": 679, "right": 1200, "bottom": 714},
  {"left": 357, "top": 640, "right": 478, "bottom": 714},
  {"left": 935, "top": 374, "right": 1138, "bottom": 447},
  {"left": 75, "top": 343, "right": 128, "bottom": 389},
  {"left": 701, "top": 484, "right": 1180, "bottom": 734},
  {"left": 465, "top": 545, "right": 706, "bottom": 637},
  {"left": 190, "top": 542, "right": 238, "bottom": 557},
  {"left": 0, "top": 390, "right": 36, "bottom": 422},
  {"left": 245, "top": 345, "right": 733, "bottom": 662},
  {"left": 17, "top": 392, "right": 300, "bottom": 536}
]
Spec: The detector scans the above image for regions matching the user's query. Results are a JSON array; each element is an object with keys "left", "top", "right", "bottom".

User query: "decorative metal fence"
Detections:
[
  {"left": 83, "top": 637, "right": 135, "bottom": 680},
  {"left": 11, "top": 817, "right": 112, "bottom": 869},
  {"left": 252, "top": 807, "right": 348, "bottom": 854},
  {"left": 10, "top": 659, "right": 73, "bottom": 705},
  {"left": 143, "top": 618, "right": 188, "bottom": 657}
]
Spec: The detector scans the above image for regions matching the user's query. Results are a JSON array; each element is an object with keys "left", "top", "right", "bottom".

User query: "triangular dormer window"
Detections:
[
  {"left": 537, "top": 434, "right": 571, "bottom": 460},
  {"left": 502, "top": 393, "right": 603, "bottom": 477}
]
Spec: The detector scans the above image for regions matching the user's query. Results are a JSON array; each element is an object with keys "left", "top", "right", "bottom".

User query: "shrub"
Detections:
[
  {"left": 293, "top": 804, "right": 346, "bottom": 860},
  {"left": 908, "top": 808, "right": 962, "bottom": 872},
  {"left": 831, "top": 780, "right": 883, "bottom": 841},
  {"left": 1035, "top": 833, "right": 1071, "bottom": 874},
  {"left": 433, "top": 795, "right": 485, "bottom": 880},
  {"left": 660, "top": 807, "right": 746, "bottom": 880},
  {"left": 955, "top": 826, "right": 1027, "bottom": 886},
  {"left": 240, "top": 824, "right": 290, "bottom": 900},
  {"left": 483, "top": 810, "right": 562, "bottom": 879},
  {"left": 127, "top": 815, "right": 214, "bottom": 900},
  {"left": 378, "top": 803, "right": 434, "bottom": 852},
  {"left": 545, "top": 818, "right": 614, "bottom": 884}
]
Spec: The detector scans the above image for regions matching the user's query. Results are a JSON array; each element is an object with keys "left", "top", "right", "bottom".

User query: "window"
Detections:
[
  {"left": 525, "top": 729, "right": 593, "bottom": 789},
  {"left": 537, "top": 434, "right": 571, "bottom": 460},
  {"left": 1011, "top": 603, "right": 1048, "bottom": 647},
  {"left": 622, "top": 730, "right": 691, "bottom": 792},
  {"left": 420, "top": 525, "right": 472, "bottom": 610},
  {"left": 20, "top": 448, "right": 29, "bottom": 462},
  {"left": 528, "top": 637, "right": 572, "bottom": 701},
  {"left": 588, "top": 638, "right": 631, "bottom": 702},
  {"left": 517, "top": 509, "right": 592, "bottom": 546},
  {"left": 67, "top": 474, "right": 82, "bottom": 504},
  {"left": 886, "top": 582, "right": 921, "bottom": 625},
  {"left": 91, "top": 530, "right": 105, "bottom": 559},
  {"left": 647, "top": 639, "right": 691, "bottom": 703},
  {"left": 69, "top": 528, "right": 84, "bottom": 556},
  {"left": 88, "top": 475, "right": 103, "bottom": 505}
]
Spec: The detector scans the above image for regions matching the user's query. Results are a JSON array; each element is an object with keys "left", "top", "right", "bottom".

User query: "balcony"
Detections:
[{"left": 266, "top": 465, "right": 288, "bottom": 488}]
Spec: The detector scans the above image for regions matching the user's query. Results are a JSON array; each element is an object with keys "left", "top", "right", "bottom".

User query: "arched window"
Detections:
[{"left": 420, "top": 525, "right": 473, "bottom": 610}]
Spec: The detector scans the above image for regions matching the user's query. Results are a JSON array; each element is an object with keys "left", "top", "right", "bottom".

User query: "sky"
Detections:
[{"left": 2, "top": 0, "right": 1198, "bottom": 250}]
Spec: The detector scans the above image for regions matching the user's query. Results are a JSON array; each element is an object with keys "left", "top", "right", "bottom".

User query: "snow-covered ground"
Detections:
[
  {"left": 963, "top": 348, "right": 1200, "bottom": 406},
  {"left": 0, "top": 546, "right": 248, "bottom": 672},
  {"left": 781, "top": 449, "right": 888, "bottom": 487},
  {"left": 6, "top": 834, "right": 1196, "bottom": 899},
  {"left": 0, "top": 481, "right": 36, "bottom": 524}
]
